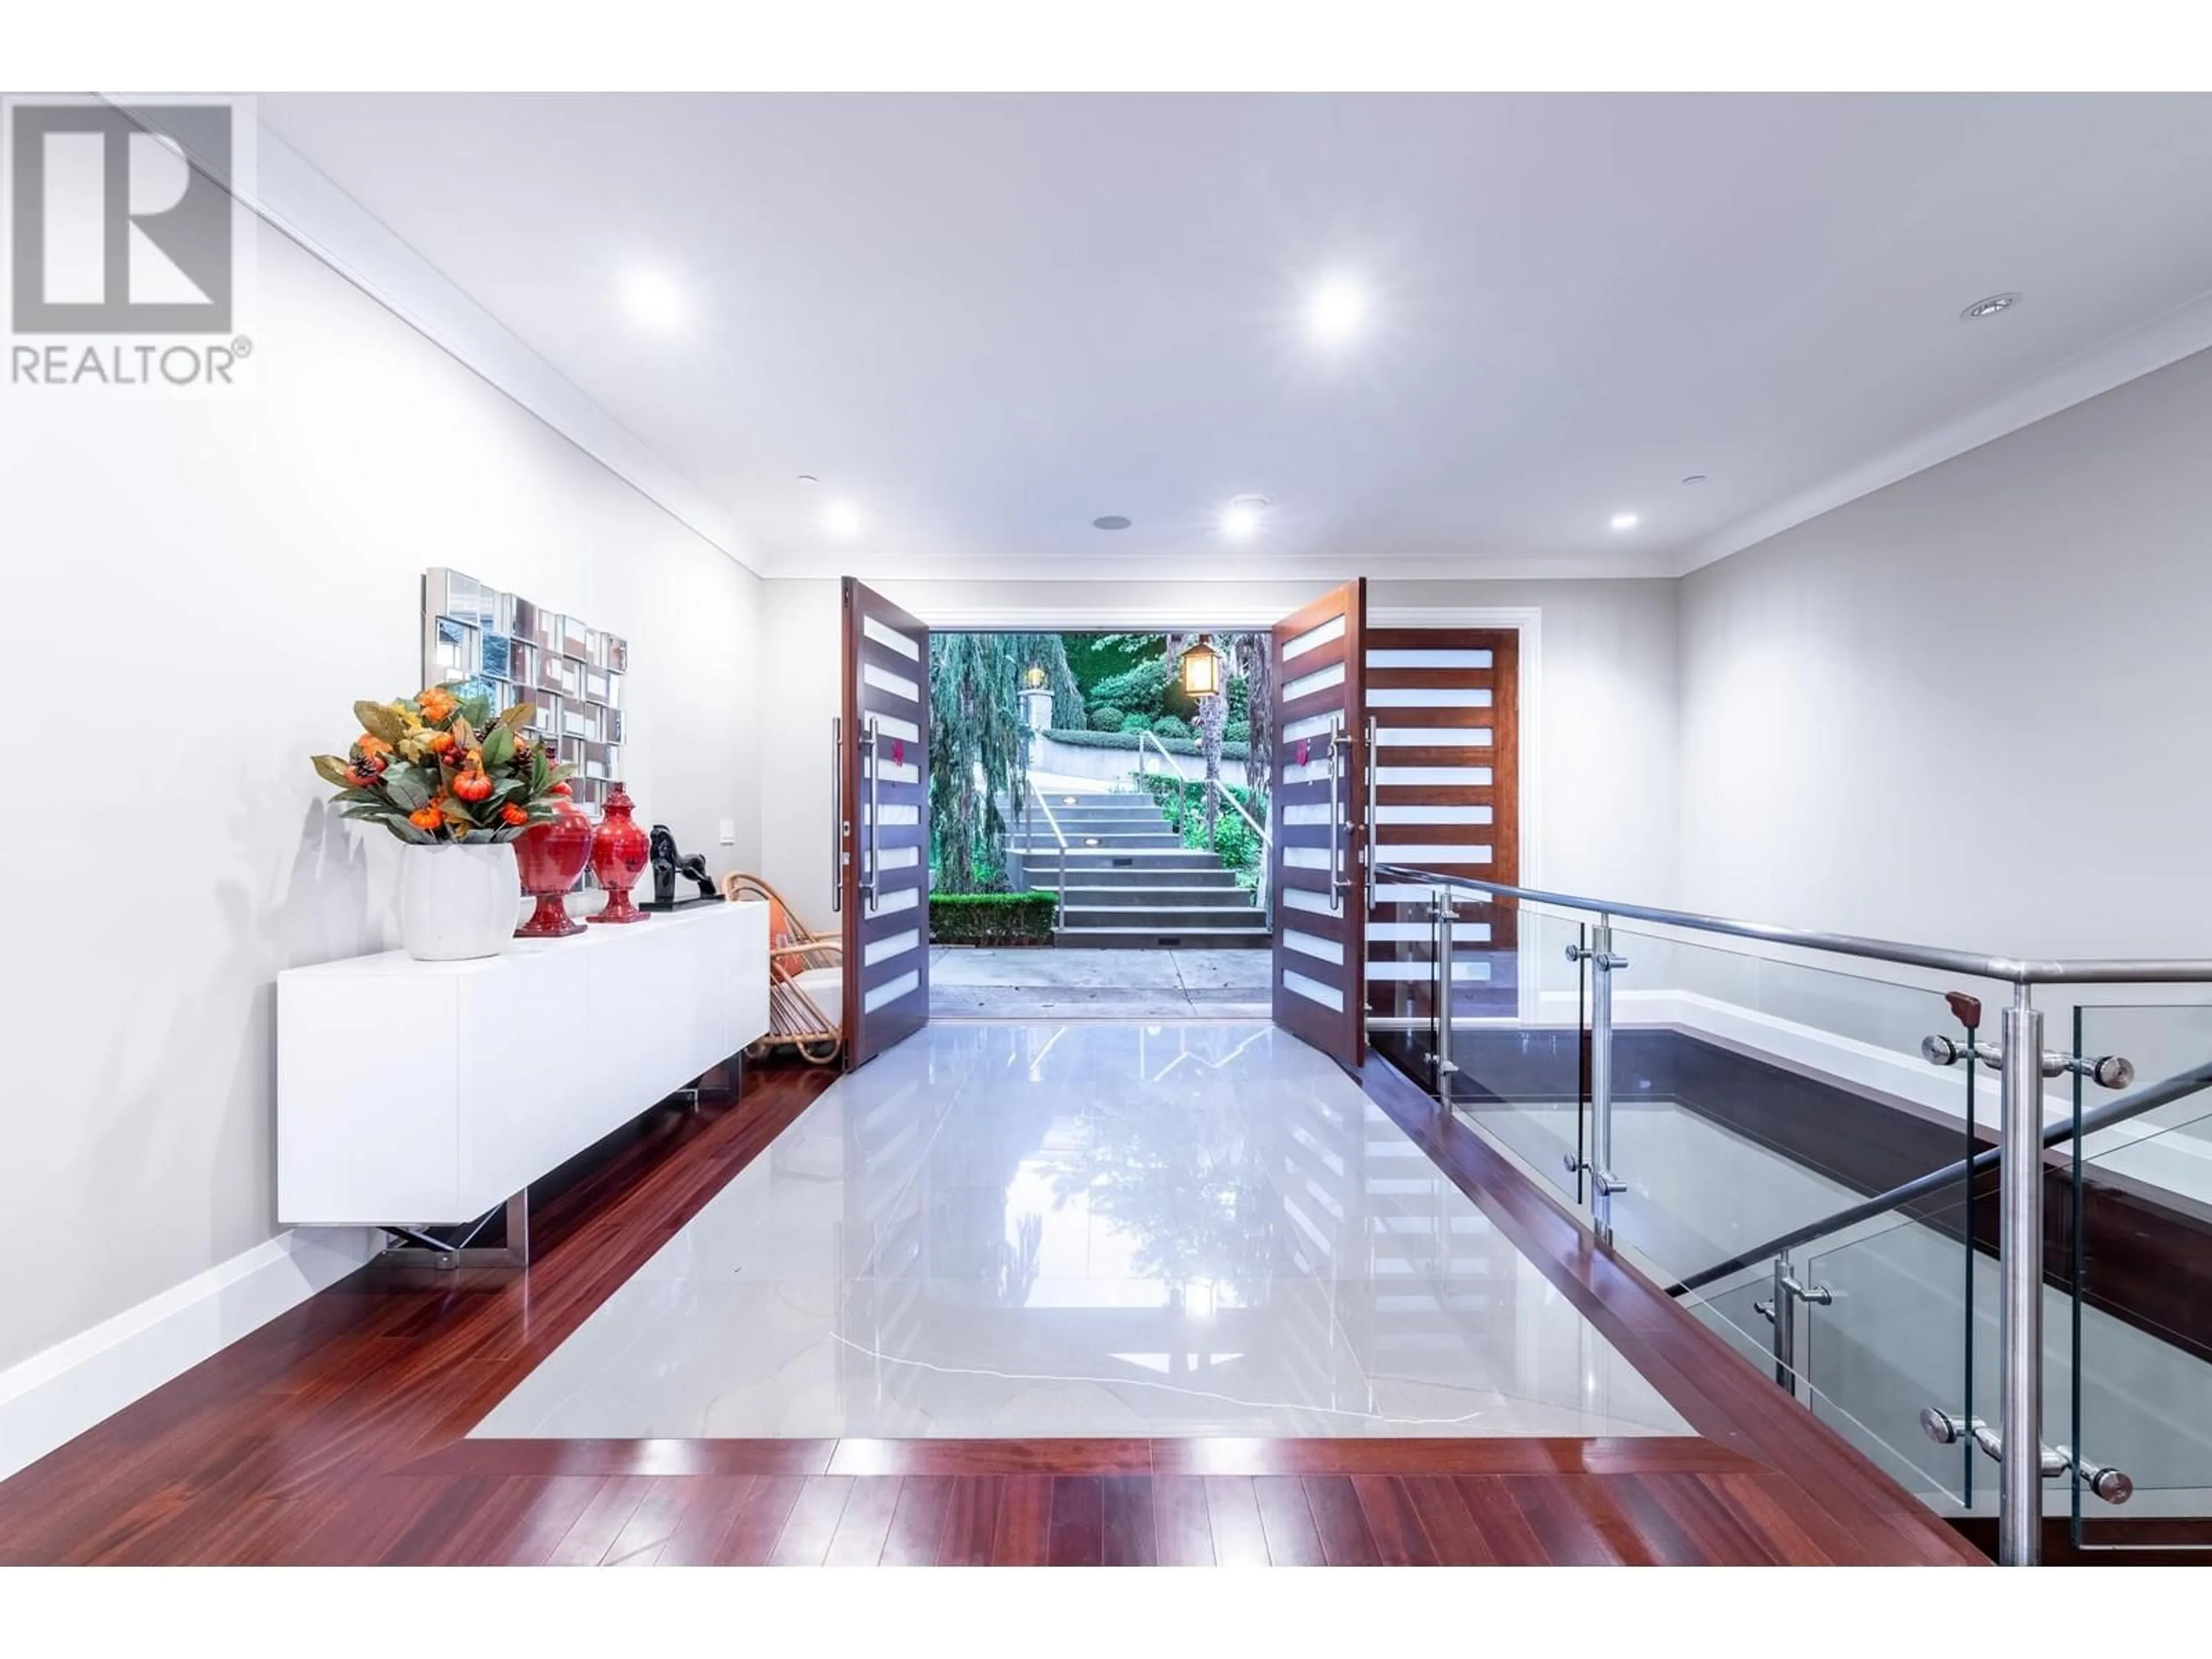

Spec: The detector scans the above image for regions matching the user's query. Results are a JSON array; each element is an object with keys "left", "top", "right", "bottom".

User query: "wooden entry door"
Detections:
[
  {"left": 1268, "top": 579, "right": 1369, "bottom": 1070},
  {"left": 1362, "top": 626, "right": 1520, "bottom": 1055},
  {"left": 839, "top": 579, "right": 930, "bottom": 1067}
]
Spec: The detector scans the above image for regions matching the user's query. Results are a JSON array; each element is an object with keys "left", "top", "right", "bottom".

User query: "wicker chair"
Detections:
[{"left": 720, "top": 872, "right": 844, "bottom": 1066}]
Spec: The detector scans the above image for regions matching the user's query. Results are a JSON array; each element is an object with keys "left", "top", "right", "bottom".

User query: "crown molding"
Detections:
[
  {"left": 755, "top": 547, "right": 1672, "bottom": 583},
  {"left": 1675, "top": 287, "right": 2212, "bottom": 577}
]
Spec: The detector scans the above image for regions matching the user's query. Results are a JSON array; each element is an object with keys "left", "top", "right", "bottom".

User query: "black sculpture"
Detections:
[{"left": 644, "top": 824, "right": 722, "bottom": 910}]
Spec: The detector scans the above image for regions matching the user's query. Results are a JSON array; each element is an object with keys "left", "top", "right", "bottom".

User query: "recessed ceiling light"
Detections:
[
  {"left": 1609, "top": 512, "right": 1640, "bottom": 531},
  {"left": 1305, "top": 276, "right": 1368, "bottom": 346},
  {"left": 1961, "top": 292, "right": 2021, "bottom": 321},
  {"left": 618, "top": 268, "right": 686, "bottom": 332},
  {"left": 1680, "top": 475, "right": 1707, "bottom": 487},
  {"left": 1093, "top": 515, "right": 1132, "bottom": 531},
  {"left": 823, "top": 501, "right": 863, "bottom": 539},
  {"left": 1221, "top": 495, "right": 1268, "bottom": 542}
]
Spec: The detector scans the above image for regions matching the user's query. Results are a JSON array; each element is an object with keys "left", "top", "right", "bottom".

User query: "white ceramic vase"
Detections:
[{"left": 397, "top": 841, "right": 520, "bottom": 962}]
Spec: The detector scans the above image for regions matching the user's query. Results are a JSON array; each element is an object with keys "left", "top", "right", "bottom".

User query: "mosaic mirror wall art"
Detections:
[{"left": 421, "top": 567, "right": 628, "bottom": 813}]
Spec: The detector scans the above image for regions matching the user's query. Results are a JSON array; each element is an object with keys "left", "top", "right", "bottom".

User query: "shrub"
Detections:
[
  {"left": 1089, "top": 704, "right": 1126, "bottom": 731},
  {"left": 930, "top": 892, "right": 1058, "bottom": 946},
  {"left": 1119, "top": 711, "right": 1152, "bottom": 734},
  {"left": 1226, "top": 674, "right": 1250, "bottom": 721},
  {"left": 1090, "top": 656, "right": 1173, "bottom": 719},
  {"left": 1224, "top": 718, "right": 1250, "bottom": 744},
  {"left": 1210, "top": 813, "right": 1261, "bottom": 873},
  {"left": 1150, "top": 714, "right": 1191, "bottom": 740},
  {"left": 1128, "top": 772, "right": 1268, "bottom": 873}
]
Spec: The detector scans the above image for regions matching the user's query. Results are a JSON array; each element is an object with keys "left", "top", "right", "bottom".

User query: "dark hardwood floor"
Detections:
[{"left": 0, "top": 1048, "right": 1984, "bottom": 1566}]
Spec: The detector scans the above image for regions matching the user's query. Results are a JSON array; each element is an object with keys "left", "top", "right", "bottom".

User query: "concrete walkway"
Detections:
[{"left": 927, "top": 946, "right": 1270, "bottom": 1019}]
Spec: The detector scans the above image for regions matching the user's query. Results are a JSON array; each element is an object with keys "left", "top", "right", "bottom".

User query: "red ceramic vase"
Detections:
[
  {"left": 513, "top": 791, "right": 593, "bottom": 938},
  {"left": 588, "top": 783, "right": 652, "bottom": 924}
]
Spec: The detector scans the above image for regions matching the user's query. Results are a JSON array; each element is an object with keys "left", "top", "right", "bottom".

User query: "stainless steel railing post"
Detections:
[
  {"left": 1999, "top": 981, "right": 2045, "bottom": 1566},
  {"left": 1433, "top": 885, "right": 1456, "bottom": 1106},
  {"left": 1589, "top": 916, "right": 1620, "bottom": 1246}
]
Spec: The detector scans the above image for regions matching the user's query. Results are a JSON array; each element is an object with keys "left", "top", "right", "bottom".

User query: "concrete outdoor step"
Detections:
[
  {"left": 1029, "top": 810, "right": 1172, "bottom": 828},
  {"left": 1014, "top": 834, "right": 1185, "bottom": 851},
  {"left": 1017, "top": 823, "right": 1176, "bottom": 836},
  {"left": 1017, "top": 855, "right": 1229, "bottom": 874},
  {"left": 1036, "top": 847, "right": 1229, "bottom": 865},
  {"left": 1053, "top": 925, "right": 1272, "bottom": 949},
  {"left": 1060, "top": 904, "right": 1262, "bottom": 930},
  {"left": 1025, "top": 873, "right": 1245, "bottom": 892}
]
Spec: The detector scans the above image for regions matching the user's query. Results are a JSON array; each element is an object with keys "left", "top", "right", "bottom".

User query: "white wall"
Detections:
[
  {"left": 0, "top": 221, "right": 764, "bottom": 1380},
  {"left": 1678, "top": 343, "right": 2212, "bottom": 959},
  {"left": 753, "top": 575, "right": 1680, "bottom": 921}
]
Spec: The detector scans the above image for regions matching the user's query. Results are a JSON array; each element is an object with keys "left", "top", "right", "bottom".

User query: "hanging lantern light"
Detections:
[{"left": 1180, "top": 633, "right": 1222, "bottom": 698}]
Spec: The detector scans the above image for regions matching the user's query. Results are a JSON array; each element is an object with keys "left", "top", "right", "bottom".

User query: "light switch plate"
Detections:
[{"left": 718, "top": 819, "right": 736, "bottom": 846}]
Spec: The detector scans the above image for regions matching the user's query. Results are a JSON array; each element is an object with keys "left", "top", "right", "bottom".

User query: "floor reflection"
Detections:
[{"left": 472, "top": 1022, "right": 1689, "bottom": 1440}]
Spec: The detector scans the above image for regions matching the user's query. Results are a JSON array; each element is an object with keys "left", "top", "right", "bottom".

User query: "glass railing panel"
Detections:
[
  {"left": 1441, "top": 901, "right": 1588, "bottom": 1205},
  {"left": 1366, "top": 883, "right": 1588, "bottom": 1205},
  {"left": 1599, "top": 921, "right": 2003, "bottom": 1295},
  {"left": 2067, "top": 1002, "right": 2212, "bottom": 1546},
  {"left": 1798, "top": 1196, "right": 1980, "bottom": 1512}
]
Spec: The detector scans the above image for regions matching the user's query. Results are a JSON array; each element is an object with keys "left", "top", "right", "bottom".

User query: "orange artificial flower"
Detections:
[
  {"left": 501, "top": 803, "right": 530, "bottom": 827},
  {"left": 355, "top": 734, "right": 393, "bottom": 758},
  {"left": 407, "top": 805, "right": 444, "bottom": 833},
  {"left": 418, "top": 687, "right": 457, "bottom": 722}
]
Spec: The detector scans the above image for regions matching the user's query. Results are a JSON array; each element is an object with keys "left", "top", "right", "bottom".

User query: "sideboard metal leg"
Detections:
[
  {"left": 502, "top": 1187, "right": 529, "bottom": 1268},
  {"left": 375, "top": 1185, "right": 529, "bottom": 1271}
]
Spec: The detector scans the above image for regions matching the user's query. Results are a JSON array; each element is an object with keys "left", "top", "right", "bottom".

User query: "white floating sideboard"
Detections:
[{"left": 278, "top": 900, "right": 770, "bottom": 1227}]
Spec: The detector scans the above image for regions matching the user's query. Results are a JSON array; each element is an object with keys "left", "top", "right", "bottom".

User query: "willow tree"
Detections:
[
  {"left": 929, "top": 631, "right": 1077, "bottom": 893},
  {"left": 1229, "top": 631, "right": 1272, "bottom": 819}
]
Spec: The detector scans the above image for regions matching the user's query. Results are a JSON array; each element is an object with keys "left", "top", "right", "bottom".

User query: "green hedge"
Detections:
[
  {"left": 930, "top": 892, "right": 1058, "bottom": 945},
  {"left": 1089, "top": 704, "right": 1126, "bottom": 731},
  {"left": 1044, "top": 728, "right": 1250, "bottom": 760}
]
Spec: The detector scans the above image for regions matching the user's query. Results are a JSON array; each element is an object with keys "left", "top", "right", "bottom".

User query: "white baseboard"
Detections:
[{"left": 0, "top": 1226, "right": 377, "bottom": 1483}]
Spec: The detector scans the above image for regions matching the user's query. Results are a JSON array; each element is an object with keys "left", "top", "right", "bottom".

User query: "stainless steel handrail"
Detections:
[
  {"left": 1134, "top": 728, "right": 1273, "bottom": 850},
  {"left": 1667, "top": 1053, "right": 2212, "bottom": 1297},
  {"left": 1372, "top": 855, "right": 2212, "bottom": 1565},
  {"left": 1135, "top": 727, "right": 1272, "bottom": 920},
  {"left": 1030, "top": 786, "right": 1070, "bottom": 929},
  {"left": 1370, "top": 863, "right": 2212, "bottom": 987}
]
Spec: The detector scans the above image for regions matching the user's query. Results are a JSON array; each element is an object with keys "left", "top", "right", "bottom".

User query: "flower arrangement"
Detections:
[{"left": 312, "top": 683, "right": 575, "bottom": 843}]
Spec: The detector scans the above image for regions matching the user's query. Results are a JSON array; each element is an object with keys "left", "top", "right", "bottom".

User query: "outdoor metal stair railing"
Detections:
[
  {"left": 1026, "top": 786, "right": 1071, "bottom": 929},
  {"left": 1368, "top": 859, "right": 2212, "bottom": 1569},
  {"left": 1131, "top": 727, "right": 1272, "bottom": 924}
]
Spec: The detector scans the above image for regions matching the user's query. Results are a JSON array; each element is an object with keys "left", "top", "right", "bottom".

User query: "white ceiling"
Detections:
[{"left": 262, "top": 92, "right": 2212, "bottom": 582}]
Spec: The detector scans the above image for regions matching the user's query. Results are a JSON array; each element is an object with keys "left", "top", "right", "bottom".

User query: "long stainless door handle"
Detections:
[
  {"left": 1327, "top": 714, "right": 1347, "bottom": 911},
  {"left": 830, "top": 716, "right": 844, "bottom": 913},
  {"left": 862, "top": 715, "right": 882, "bottom": 910},
  {"left": 1363, "top": 714, "right": 1377, "bottom": 914}
]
